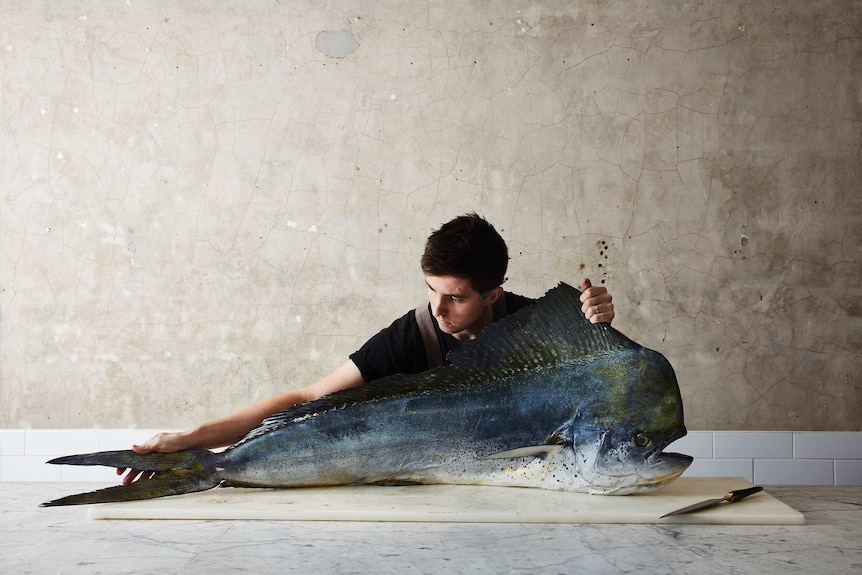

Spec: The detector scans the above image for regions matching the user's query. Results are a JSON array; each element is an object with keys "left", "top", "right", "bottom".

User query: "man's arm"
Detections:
[{"left": 118, "top": 360, "right": 364, "bottom": 485}]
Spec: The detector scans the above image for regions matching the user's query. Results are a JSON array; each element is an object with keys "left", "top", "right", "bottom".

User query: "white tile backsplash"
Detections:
[
  {"left": 0, "top": 456, "right": 62, "bottom": 482},
  {"left": 0, "top": 430, "right": 25, "bottom": 456},
  {"left": 794, "top": 432, "right": 862, "bottom": 459},
  {"left": 714, "top": 432, "right": 793, "bottom": 459},
  {"left": 669, "top": 431, "right": 713, "bottom": 458},
  {"left": 25, "top": 429, "right": 101, "bottom": 456},
  {"left": 58, "top": 464, "right": 120, "bottom": 482},
  {"left": 835, "top": 459, "right": 862, "bottom": 486},
  {"left": 683, "top": 458, "right": 754, "bottom": 482},
  {"left": 755, "top": 459, "right": 834, "bottom": 486},
  {"left": 1, "top": 430, "right": 860, "bottom": 485},
  {"left": 97, "top": 429, "right": 167, "bottom": 451}
]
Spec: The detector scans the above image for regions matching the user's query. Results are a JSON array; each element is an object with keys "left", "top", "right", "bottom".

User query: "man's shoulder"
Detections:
[{"left": 504, "top": 291, "right": 536, "bottom": 313}]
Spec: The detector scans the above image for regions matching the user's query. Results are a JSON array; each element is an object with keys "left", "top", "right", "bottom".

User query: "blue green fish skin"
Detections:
[
  {"left": 221, "top": 347, "right": 690, "bottom": 495},
  {"left": 42, "top": 283, "right": 692, "bottom": 506}
]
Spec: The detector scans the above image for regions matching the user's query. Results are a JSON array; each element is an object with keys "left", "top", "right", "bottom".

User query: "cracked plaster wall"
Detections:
[{"left": 1, "top": 1, "right": 860, "bottom": 431}]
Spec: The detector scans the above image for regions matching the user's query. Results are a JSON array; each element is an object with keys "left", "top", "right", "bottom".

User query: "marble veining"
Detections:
[{"left": 2, "top": 483, "right": 860, "bottom": 574}]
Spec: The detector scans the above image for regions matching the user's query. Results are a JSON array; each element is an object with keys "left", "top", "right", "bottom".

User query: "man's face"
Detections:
[{"left": 424, "top": 275, "right": 498, "bottom": 338}]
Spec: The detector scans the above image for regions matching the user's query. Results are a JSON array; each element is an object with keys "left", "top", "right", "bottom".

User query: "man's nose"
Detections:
[{"left": 429, "top": 294, "right": 447, "bottom": 317}]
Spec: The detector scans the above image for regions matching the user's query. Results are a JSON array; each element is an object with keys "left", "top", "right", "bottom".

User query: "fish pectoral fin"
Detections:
[{"left": 483, "top": 445, "right": 564, "bottom": 460}]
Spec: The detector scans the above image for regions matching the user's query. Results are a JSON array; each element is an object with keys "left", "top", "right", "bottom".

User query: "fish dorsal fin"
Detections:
[
  {"left": 445, "top": 281, "right": 641, "bottom": 373},
  {"left": 232, "top": 282, "right": 640, "bottom": 448}
]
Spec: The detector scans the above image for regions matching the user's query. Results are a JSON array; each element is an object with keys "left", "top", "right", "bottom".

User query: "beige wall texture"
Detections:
[{"left": 2, "top": 1, "right": 860, "bottom": 432}]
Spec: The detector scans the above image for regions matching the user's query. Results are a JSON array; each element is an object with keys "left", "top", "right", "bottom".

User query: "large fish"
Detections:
[{"left": 42, "top": 282, "right": 692, "bottom": 507}]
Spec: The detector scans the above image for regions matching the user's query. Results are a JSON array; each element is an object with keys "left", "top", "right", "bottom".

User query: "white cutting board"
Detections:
[{"left": 88, "top": 477, "right": 805, "bottom": 524}]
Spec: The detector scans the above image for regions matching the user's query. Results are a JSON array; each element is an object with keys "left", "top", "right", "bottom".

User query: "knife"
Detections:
[{"left": 660, "top": 486, "right": 763, "bottom": 518}]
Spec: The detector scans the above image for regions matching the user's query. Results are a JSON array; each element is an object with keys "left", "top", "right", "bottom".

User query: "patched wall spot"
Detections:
[{"left": 315, "top": 29, "right": 360, "bottom": 58}]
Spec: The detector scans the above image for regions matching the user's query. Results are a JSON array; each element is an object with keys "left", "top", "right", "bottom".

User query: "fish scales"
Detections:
[
  {"left": 221, "top": 365, "right": 574, "bottom": 487},
  {"left": 42, "top": 282, "right": 692, "bottom": 506}
]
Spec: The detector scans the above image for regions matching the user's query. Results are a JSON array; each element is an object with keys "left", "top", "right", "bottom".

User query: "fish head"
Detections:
[{"left": 566, "top": 348, "right": 692, "bottom": 494}]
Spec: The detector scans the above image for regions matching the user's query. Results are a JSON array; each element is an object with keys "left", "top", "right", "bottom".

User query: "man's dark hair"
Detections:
[{"left": 420, "top": 213, "right": 509, "bottom": 294}]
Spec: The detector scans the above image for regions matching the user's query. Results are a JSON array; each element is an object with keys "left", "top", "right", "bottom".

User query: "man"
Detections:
[{"left": 119, "top": 213, "right": 614, "bottom": 484}]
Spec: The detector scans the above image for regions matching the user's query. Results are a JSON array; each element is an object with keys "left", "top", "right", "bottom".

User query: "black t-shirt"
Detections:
[{"left": 349, "top": 291, "right": 535, "bottom": 383}]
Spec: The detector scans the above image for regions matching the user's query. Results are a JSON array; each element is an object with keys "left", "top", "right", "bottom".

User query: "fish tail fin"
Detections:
[{"left": 40, "top": 450, "right": 221, "bottom": 507}]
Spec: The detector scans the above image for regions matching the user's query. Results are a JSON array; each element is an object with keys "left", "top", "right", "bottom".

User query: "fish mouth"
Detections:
[
  {"left": 648, "top": 451, "right": 694, "bottom": 479},
  {"left": 591, "top": 451, "right": 692, "bottom": 494},
  {"left": 594, "top": 428, "right": 694, "bottom": 492},
  {"left": 626, "top": 447, "right": 693, "bottom": 492},
  {"left": 642, "top": 433, "right": 693, "bottom": 479},
  {"left": 645, "top": 442, "right": 692, "bottom": 466},
  {"left": 643, "top": 427, "right": 691, "bottom": 466},
  {"left": 577, "top": 429, "right": 694, "bottom": 494},
  {"left": 651, "top": 451, "right": 693, "bottom": 466}
]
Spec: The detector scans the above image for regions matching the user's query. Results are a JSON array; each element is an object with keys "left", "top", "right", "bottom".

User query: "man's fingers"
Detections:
[{"left": 578, "top": 278, "right": 614, "bottom": 324}]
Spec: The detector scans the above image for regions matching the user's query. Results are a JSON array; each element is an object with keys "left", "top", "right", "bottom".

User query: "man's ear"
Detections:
[{"left": 484, "top": 286, "right": 503, "bottom": 306}]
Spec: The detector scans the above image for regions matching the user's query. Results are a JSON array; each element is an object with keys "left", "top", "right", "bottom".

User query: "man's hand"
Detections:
[
  {"left": 116, "top": 431, "right": 189, "bottom": 485},
  {"left": 579, "top": 278, "right": 615, "bottom": 324}
]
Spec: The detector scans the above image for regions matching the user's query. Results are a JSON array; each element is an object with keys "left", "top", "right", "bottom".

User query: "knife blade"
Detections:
[{"left": 660, "top": 486, "right": 763, "bottom": 518}]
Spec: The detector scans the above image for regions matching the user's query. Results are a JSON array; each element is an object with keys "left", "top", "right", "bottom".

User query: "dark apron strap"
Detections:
[{"left": 415, "top": 304, "right": 444, "bottom": 370}]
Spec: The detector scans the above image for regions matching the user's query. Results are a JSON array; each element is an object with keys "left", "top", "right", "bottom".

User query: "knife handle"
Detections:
[{"left": 725, "top": 486, "right": 763, "bottom": 502}]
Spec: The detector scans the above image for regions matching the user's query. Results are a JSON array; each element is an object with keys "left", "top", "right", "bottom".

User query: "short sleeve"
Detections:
[{"left": 349, "top": 309, "right": 428, "bottom": 382}]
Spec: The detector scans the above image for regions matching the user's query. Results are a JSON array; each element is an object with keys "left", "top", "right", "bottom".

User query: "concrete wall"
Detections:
[{"left": 2, "top": 1, "right": 860, "bottom": 432}]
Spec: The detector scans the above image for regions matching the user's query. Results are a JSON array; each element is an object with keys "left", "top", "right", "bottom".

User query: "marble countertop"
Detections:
[{"left": 3, "top": 483, "right": 860, "bottom": 574}]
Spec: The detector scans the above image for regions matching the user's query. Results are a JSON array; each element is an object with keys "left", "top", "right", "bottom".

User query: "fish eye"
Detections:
[{"left": 635, "top": 433, "right": 651, "bottom": 449}]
